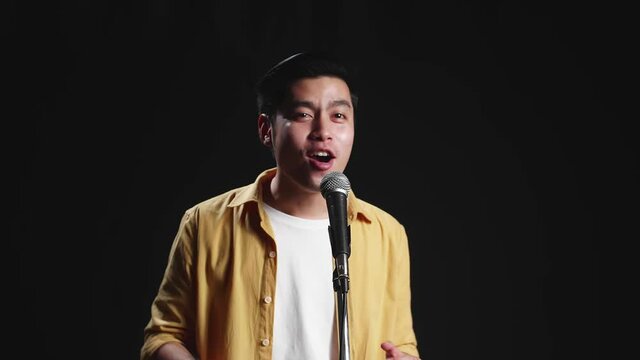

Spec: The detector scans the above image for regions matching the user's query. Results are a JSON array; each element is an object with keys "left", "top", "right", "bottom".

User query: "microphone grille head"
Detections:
[{"left": 320, "top": 171, "right": 351, "bottom": 198}]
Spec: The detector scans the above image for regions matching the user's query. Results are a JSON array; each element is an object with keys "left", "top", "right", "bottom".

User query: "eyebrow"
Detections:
[
  {"left": 289, "top": 99, "right": 352, "bottom": 110},
  {"left": 328, "top": 99, "right": 352, "bottom": 109}
]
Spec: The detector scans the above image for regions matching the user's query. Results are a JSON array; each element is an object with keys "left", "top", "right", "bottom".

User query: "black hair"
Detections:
[{"left": 255, "top": 52, "right": 359, "bottom": 120}]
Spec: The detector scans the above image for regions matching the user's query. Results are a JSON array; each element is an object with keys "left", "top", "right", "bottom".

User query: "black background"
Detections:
[{"left": 8, "top": 1, "right": 636, "bottom": 359}]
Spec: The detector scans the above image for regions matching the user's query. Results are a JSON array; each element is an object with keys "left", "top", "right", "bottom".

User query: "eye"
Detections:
[
  {"left": 334, "top": 113, "right": 347, "bottom": 120},
  {"left": 295, "top": 112, "right": 313, "bottom": 120}
]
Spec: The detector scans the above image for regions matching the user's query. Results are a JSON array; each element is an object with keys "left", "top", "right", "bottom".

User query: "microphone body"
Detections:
[{"left": 325, "top": 190, "right": 351, "bottom": 260}]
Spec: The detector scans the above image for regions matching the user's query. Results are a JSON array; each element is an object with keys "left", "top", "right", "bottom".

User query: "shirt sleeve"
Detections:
[{"left": 141, "top": 210, "right": 198, "bottom": 360}]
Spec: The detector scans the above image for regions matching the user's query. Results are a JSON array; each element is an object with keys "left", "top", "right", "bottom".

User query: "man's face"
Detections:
[{"left": 270, "top": 76, "right": 355, "bottom": 193}]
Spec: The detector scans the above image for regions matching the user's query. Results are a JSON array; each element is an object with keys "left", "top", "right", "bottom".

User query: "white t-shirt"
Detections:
[{"left": 263, "top": 203, "right": 338, "bottom": 360}]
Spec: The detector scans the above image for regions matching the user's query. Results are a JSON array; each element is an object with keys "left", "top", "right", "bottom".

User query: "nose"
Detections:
[{"left": 309, "top": 112, "right": 332, "bottom": 141}]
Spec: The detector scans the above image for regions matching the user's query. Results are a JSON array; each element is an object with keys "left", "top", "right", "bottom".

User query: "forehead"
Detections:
[{"left": 286, "top": 76, "right": 352, "bottom": 102}]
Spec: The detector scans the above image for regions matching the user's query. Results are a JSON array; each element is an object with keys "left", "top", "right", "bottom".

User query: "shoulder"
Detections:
[
  {"left": 350, "top": 197, "right": 412, "bottom": 260},
  {"left": 183, "top": 184, "right": 256, "bottom": 222},
  {"left": 352, "top": 196, "right": 405, "bottom": 231}
]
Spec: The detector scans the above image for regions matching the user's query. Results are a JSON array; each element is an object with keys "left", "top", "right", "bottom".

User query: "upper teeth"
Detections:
[{"left": 313, "top": 151, "right": 329, "bottom": 157}]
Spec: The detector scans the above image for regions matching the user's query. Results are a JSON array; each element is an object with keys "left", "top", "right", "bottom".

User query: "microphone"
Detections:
[{"left": 320, "top": 171, "right": 351, "bottom": 293}]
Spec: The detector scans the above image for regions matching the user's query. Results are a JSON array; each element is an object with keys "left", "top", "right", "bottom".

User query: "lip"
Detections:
[{"left": 308, "top": 156, "right": 335, "bottom": 171}]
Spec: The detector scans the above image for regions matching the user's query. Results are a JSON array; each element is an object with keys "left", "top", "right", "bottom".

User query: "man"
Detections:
[{"left": 141, "top": 52, "right": 420, "bottom": 360}]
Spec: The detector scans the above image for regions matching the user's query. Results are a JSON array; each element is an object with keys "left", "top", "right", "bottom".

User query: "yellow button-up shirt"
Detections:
[{"left": 141, "top": 169, "right": 419, "bottom": 359}]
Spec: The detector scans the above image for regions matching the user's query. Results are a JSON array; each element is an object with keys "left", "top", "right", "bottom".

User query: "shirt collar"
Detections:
[{"left": 228, "top": 168, "right": 372, "bottom": 223}]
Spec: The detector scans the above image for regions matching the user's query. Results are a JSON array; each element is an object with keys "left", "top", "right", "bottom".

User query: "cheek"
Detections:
[
  {"left": 274, "top": 127, "right": 304, "bottom": 156},
  {"left": 337, "top": 128, "right": 355, "bottom": 148}
]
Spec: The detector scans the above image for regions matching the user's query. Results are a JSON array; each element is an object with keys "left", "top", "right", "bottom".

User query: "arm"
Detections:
[
  {"left": 141, "top": 210, "right": 198, "bottom": 360},
  {"left": 380, "top": 224, "right": 420, "bottom": 358}
]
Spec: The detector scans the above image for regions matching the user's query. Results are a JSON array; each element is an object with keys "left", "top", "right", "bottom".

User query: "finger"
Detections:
[{"left": 380, "top": 341, "right": 402, "bottom": 357}]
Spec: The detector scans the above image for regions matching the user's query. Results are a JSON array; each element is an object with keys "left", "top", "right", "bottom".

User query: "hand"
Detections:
[{"left": 380, "top": 341, "right": 421, "bottom": 360}]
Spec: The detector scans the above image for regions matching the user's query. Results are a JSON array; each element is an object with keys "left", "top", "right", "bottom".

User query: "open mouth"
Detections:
[{"left": 309, "top": 151, "right": 334, "bottom": 163}]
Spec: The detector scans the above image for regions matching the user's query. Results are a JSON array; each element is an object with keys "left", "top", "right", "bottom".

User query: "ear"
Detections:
[{"left": 258, "top": 113, "right": 272, "bottom": 147}]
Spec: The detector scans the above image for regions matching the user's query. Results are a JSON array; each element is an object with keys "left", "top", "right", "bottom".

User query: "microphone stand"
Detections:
[
  {"left": 321, "top": 172, "right": 353, "bottom": 360},
  {"left": 331, "top": 228, "right": 351, "bottom": 360}
]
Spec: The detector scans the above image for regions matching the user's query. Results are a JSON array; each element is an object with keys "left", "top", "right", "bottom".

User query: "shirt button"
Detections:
[
  {"left": 261, "top": 338, "right": 270, "bottom": 347},
  {"left": 268, "top": 251, "right": 276, "bottom": 258},
  {"left": 263, "top": 296, "right": 272, "bottom": 304}
]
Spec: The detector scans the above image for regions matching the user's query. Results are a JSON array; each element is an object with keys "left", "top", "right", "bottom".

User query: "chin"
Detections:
[{"left": 305, "top": 175, "right": 323, "bottom": 192}]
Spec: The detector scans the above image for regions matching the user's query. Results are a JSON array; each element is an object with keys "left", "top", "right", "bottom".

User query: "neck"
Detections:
[{"left": 263, "top": 174, "right": 328, "bottom": 219}]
